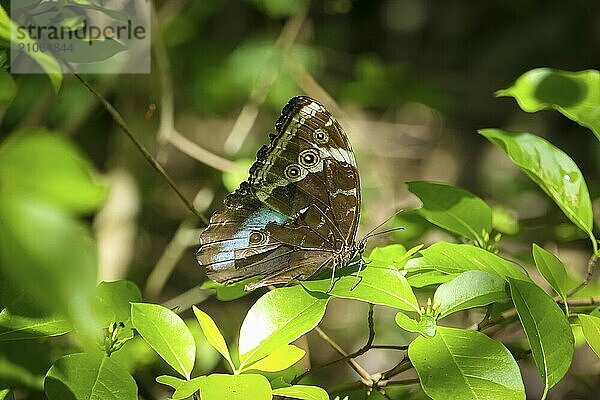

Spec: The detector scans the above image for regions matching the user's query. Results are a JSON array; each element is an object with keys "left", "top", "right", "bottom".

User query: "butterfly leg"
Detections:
[
  {"left": 326, "top": 261, "right": 338, "bottom": 294},
  {"left": 350, "top": 249, "right": 370, "bottom": 290}
]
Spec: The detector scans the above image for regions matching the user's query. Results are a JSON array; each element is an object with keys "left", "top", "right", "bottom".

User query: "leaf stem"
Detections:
[
  {"left": 566, "top": 253, "right": 599, "bottom": 298},
  {"left": 293, "top": 304, "right": 378, "bottom": 384},
  {"left": 312, "top": 326, "right": 373, "bottom": 386}
]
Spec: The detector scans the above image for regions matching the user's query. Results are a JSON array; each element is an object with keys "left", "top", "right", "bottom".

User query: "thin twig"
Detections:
[
  {"left": 558, "top": 296, "right": 600, "bottom": 307},
  {"left": 370, "top": 345, "right": 409, "bottom": 351},
  {"left": 293, "top": 304, "right": 377, "bottom": 384},
  {"left": 313, "top": 326, "right": 373, "bottom": 386},
  {"left": 381, "top": 378, "right": 421, "bottom": 387},
  {"left": 69, "top": 68, "right": 207, "bottom": 223},
  {"left": 477, "top": 304, "right": 494, "bottom": 330},
  {"left": 381, "top": 357, "right": 412, "bottom": 380},
  {"left": 567, "top": 253, "right": 600, "bottom": 297},
  {"left": 328, "top": 380, "right": 364, "bottom": 396}
]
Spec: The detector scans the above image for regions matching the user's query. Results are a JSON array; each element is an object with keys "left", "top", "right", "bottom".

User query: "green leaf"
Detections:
[
  {"left": 130, "top": 303, "right": 195, "bottom": 379},
  {"left": 578, "top": 314, "right": 600, "bottom": 358},
  {"left": 407, "top": 270, "right": 457, "bottom": 288},
  {"left": 0, "top": 69, "right": 16, "bottom": 105},
  {"left": 395, "top": 313, "right": 436, "bottom": 337},
  {"left": 0, "top": 380, "right": 14, "bottom": 400},
  {"left": 509, "top": 278, "right": 574, "bottom": 395},
  {"left": 242, "top": 344, "right": 305, "bottom": 373},
  {"left": 200, "top": 374, "right": 272, "bottom": 400},
  {"left": 0, "top": 5, "right": 10, "bottom": 40},
  {"left": 192, "top": 306, "right": 234, "bottom": 370},
  {"left": 302, "top": 265, "right": 420, "bottom": 313},
  {"left": 272, "top": 384, "right": 329, "bottom": 400},
  {"left": 497, "top": 68, "right": 600, "bottom": 141},
  {"left": 368, "top": 244, "right": 406, "bottom": 264},
  {"left": 44, "top": 353, "right": 137, "bottom": 400},
  {"left": 434, "top": 270, "right": 509, "bottom": 319},
  {"left": 479, "top": 129, "right": 593, "bottom": 240},
  {"left": 0, "top": 295, "right": 70, "bottom": 341},
  {"left": 0, "top": 7, "right": 62, "bottom": 92},
  {"left": 95, "top": 281, "right": 141, "bottom": 340},
  {"left": 173, "top": 377, "right": 206, "bottom": 400},
  {"left": 156, "top": 375, "right": 205, "bottom": 400},
  {"left": 156, "top": 374, "right": 185, "bottom": 389},
  {"left": 200, "top": 277, "right": 257, "bottom": 301},
  {"left": 238, "top": 286, "right": 328, "bottom": 369},
  {"left": 408, "top": 181, "right": 492, "bottom": 243},
  {"left": 0, "top": 197, "right": 98, "bottom": 340},
  {"left": 418, "top": 242, "right": 529, "bottom": 281},
  {"left": 409, "top": 327, "right": 525, "bottom": 400},
  {"left": 0, "top": 130, "right": 107, "bottom": 214},
  {"left": 532, "top": 244, "right": 570, "bottom": 305}
]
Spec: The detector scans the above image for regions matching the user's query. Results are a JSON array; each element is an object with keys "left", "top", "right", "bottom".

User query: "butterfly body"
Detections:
[{"left": 197, "top": 96, "right": 362, "bottom": 290}]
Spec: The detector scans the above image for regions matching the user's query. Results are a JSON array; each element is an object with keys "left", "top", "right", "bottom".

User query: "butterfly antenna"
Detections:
[
  {"left": 362, "top": 209, "right": 404, "bottom": 239},
  {"left": 365, "top": 227, "right": 405, "bottom": 238}
]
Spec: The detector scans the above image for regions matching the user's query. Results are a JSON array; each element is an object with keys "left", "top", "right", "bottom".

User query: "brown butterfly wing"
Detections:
[
  {"left": 197, "top": 96, "right": 360, "bottom": 289},
  {"left": 249, "top": 96, "right": 360, "bottom": 245}
]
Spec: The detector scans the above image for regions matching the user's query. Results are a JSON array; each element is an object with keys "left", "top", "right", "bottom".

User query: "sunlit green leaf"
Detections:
[
  {"left": 434, "top": 270, "right": 509, "bottom": 318},
  {"left": 409, "top": 327, "right": 525, "bottom": 400},
  {"left": 0, "top": 130, "right": 107, "bottom": 214},
  {"left": 509, "top": 279, "right": 574, "bottom": 396},
  {"left": 395, "top": 313, "right": 436, "bottom": 337},
  {"left": 418, "top": 242, "right": 529, "bottom": 281},
  {"left": 200, "top": 278, "right": 257, "bottom": 301},
  {"left": 156, "top": 374, "right": 184, "bottom": 389},
  {"left": 242, "top": 344, "right": 305, "bottom": 373},
  {"left": 578, "top": 314, "right": 600, "bottom": 358},
  {"left": 173, "top": 377, "right": 206, "bottom": 400},
  {"left": 272, "top": 384, "right": 329, "bottom": 400},
  {"left": 0, "top": 69, "right": 16, "bottom": 105},
  {"left": 497, "top": 68, "right": 600, "bottom": 141},
  {"left": 192, "top": 306, "right": 234, "bottom": 370},
  {"left": 406, "top": 270, "right": 457, "bottom": 288},
  {"left": 238, "top": 286, "right": 328, "bottom": 369},
  {"left": 0, "top": 295, "right": 70, "bottom": 341},
  {"left": 368, "top": 244, "right": 406, "bottom": 264},
  {"left": 408, "top": 181, "right": 492, "bottom": 243},
  {"left": 200, "top": 373, "right": 271, "bottom": 400},
  {"left": 130, "top": 303, "right": 195, "bottom": 379},
  {"left": 480, "top": 129, "right": 593, "bottom": 240},
  {"left": 0, "top": 197, "right": 97, "bottom": 340},
  {"left": 0, "top": 383, "right": 13, "bottom": 400},
  {"left": 95, "top": 281, "right": 141, "bottom": 340},
  {"left": 44, "top": 353, "right": 137, "bottom": 400},
  {"left": 302, "top": 265, "right": 420, "bottom": 313},
  {"left": 532, "top": 244, "right": 570, "bottom": 306}
]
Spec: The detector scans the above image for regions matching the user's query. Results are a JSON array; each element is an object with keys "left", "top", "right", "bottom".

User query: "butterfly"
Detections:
[{"left": 197, "top": 96, "right": 365, "bottom": 291}]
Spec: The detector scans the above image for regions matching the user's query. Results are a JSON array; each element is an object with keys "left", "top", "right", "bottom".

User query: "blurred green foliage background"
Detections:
[{"left": 0, "top": 0, "right": 599, "bottom": 399}]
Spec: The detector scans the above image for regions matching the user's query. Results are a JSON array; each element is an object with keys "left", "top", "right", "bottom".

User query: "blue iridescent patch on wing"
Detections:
[{"left": 211, "top": 206, "right": 287, "bottom": 268}]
